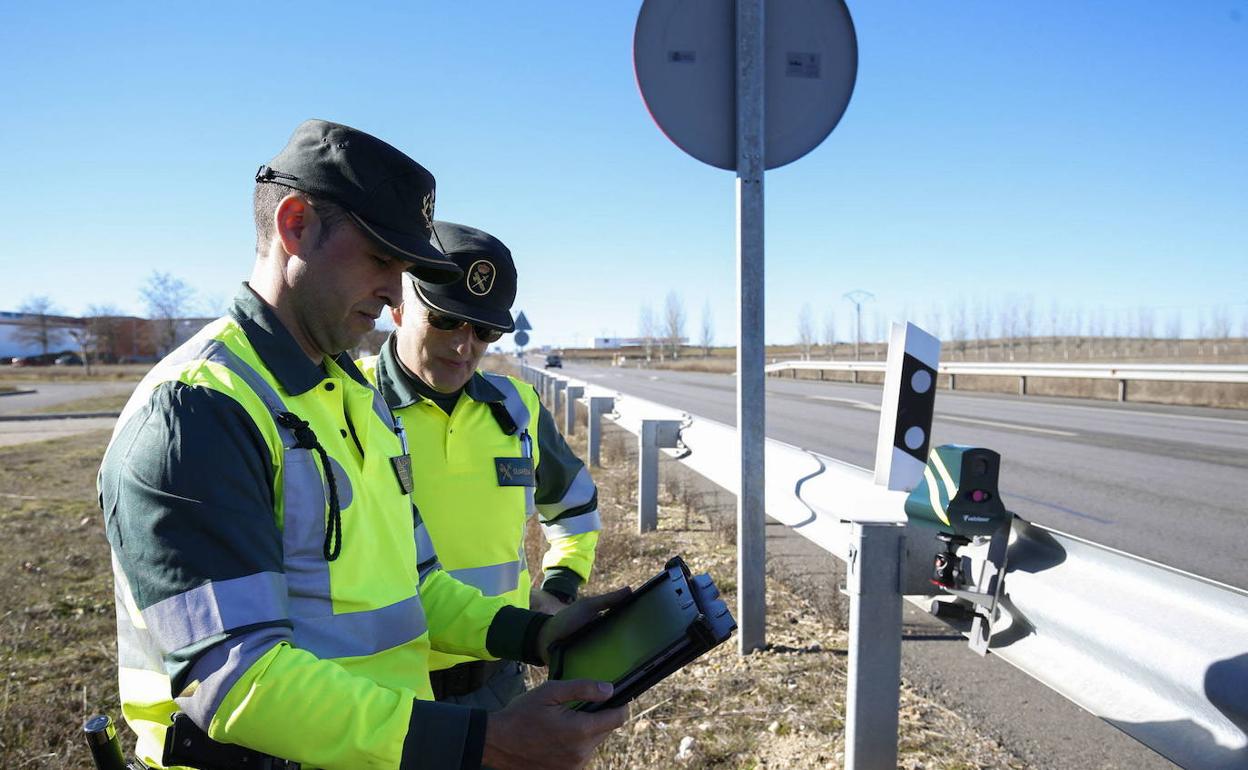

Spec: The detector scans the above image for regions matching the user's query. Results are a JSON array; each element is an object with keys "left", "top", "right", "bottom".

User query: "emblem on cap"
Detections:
[
  {"left": 467, "top": 260, "right": 496, "bottom": 296},
  {"left": 421, "top": 190, "right": 436, "bottom": 232}
]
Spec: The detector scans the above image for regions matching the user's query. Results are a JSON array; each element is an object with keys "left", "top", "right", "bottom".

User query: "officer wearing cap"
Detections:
[
  {"left": 98, "top": 119, "right": 627, "bottom": 770},
  {"left": 358, "top": 222, "right": 601, "bottom": 711}
]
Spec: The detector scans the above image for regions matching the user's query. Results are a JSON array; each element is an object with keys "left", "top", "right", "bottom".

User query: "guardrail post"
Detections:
[
  {"left": 845, "top": 522, "right": 904, "bottom": 770},
  {"left": 1118, "top": 379, "right": 1127, "bottom": 402},
  {"left": 1018, "top": 376, "right": 1026, "bottom": 396},
  {"left": 637, "top": 419, "right": 682, "bottom": 533},
  {"left": 564, "top": 385, "right": 583, "bottom": 435},
  {"left": 587, "top": 396, "right": 615, "bottom": 467},
  {"left": 552, "top": 380, "right": 567, "bottom": 418},
  {"left": 948, "top": 373, "right": 956, "bottom": 391},
  {"left": 852, "top": 369, "right": 859, "bottom": 384}
]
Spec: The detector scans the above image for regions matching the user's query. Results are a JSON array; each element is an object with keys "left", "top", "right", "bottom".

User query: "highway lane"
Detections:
[{"left": 562, "top": 362, "right": 1248, "bottom": 590}]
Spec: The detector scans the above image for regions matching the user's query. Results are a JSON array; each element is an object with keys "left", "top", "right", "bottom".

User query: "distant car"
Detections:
[
  {"left": 544, "top": 354, "right": 563, "bottom": 369},
  {"left": 55, "top": 353, "right": 82, "bottom": 366}
]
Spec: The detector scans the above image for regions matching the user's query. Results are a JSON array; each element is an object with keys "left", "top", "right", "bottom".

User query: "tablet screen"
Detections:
[{"left": 556, "top": 570, "right": 700, "bottom": 683}]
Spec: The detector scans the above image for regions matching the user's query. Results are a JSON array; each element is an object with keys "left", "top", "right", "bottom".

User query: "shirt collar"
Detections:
[
  {"left": 228, "top": 283, "right": 371, "bottom": 396},
  {"left": 375, "top": 333, "right": 504, "bottom": 409}
]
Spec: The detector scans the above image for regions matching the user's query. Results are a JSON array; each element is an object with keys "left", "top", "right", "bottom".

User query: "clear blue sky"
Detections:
[{"left": 2, "top": 2, "right": 1245, "bottom": 347}]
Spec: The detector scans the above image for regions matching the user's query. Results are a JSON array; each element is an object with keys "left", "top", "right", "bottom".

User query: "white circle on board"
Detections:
[
  {"left": 911, "top": 369, "right": 932, "bottom": 394},
  {"left": 904, "top": 426, "right": 925, "bottom": 451}
]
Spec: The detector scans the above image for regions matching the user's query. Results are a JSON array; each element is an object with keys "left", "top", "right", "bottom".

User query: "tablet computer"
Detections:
[{"left": 548, "top": 555, "right": 736, "bottom": 711}]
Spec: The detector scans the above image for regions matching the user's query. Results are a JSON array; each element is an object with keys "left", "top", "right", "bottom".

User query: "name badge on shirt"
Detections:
[
  {"left": 391, "top": 454, "right": 414, "bottom": 495},
  {"left": 495, "top": 457, "right": 535, "bottom": 487}
]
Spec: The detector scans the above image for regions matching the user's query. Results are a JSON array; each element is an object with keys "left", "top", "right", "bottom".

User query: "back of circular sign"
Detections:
[{"left": 634, "top": 0, "right": 857, "bottom": 171}]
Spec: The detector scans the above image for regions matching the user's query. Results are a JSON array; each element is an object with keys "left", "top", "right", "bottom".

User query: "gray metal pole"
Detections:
[
  {"left": 736, "top": 0, "right": 766, "bottom": 655},
  {"left": 587, "top": 396, "right": 614, "bottom": 468},
  {"left": 638, "top": 421, "right": 661, "bottom": 533},
  {"left": 845, "top": 522, "right": 904, "bottom": 770},
  {"left": 564, "top": 385, "right": 583, "bottom": 435}
]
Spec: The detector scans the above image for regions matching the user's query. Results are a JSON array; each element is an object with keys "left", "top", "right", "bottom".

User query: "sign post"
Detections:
[{"left": 635, "top": 0, "right": 858, "bottom": 654}]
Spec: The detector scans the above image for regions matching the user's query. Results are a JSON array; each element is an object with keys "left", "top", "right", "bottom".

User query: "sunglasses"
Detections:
[{"left": 425, "top": 310, "right": 506, "bottom": 343}]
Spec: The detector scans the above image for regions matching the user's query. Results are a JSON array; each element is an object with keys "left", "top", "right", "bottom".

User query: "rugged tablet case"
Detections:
[{"left": 548, "top": 555, "right": 737, "bottom": 712}]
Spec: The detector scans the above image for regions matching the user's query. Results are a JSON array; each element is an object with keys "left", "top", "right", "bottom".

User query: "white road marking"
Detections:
[
  {"left": 936, "top": 414, "right": 1079, "bottom": 437},
  {"left": 808, "top": 395, "right": 878, "bottom": 410},
  {"left": 986, "top": 399, "right": 1248, "bottom": 427},
  {"left": 806, "top": 394, "right": 1079, "bottom": 436}
]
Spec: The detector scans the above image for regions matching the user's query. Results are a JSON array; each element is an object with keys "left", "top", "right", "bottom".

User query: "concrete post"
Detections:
[
  {"left": 1018, "top": 376, "right": 1026, "bottom": 396},
  {"left": 1118, "top": 379, "right": 1127, "bottom": 402},
  {"left": 638, "top": 419, "right": 682, "bottom": 533},
  {"left": 587, "top": 396, "right": 615, "bottom": 467},
  {"left": 845, "top": 522, "right": 905, "bottom": 770},
  {"left": 552, "top": 380, "right": 567, "bottom": 419},
  {"left": 564, "top": 385, "right": 583, "bottom": 436}
]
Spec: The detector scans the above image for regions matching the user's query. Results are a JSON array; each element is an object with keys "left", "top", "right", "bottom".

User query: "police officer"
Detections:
[
  {"left": 359, "top": 222, "right": 600, "bottom": 710},
  {"left": 98, "top": 119, "right": 626, "bottom": 770}
]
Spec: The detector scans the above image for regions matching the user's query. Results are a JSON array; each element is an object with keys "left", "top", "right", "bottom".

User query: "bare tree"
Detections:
[
  {"left": 141, "top": 271, "right": 197, "bottom": 355},
  {"left": 698, "top": 300, "right": 714, "bottom": 358},
  {"left": 83, "top": 304, "right": 126, "bottom": 365},
  {"left": 923, "top": 305, "right": 943, "bottom": 342},
  {"left": 663, "top": 291, "right": 686, "bottom": 359},
  {"left": 948, "top": 299, "right": 968, "bottom": 361},
  {"left": 1210, "top": 306, "right": 1232, "bottom": 357},
  {"left": 822, "top": 311, "right": 837, "bottom": 359},
  {"left": 1165, "top": 312, "right": 1183, "bottom": 357},
  {"left": 972, "top": 298, "right": 992, "bottom": 361},
  {"left": 796, "top": 303, "right": 816, "bottom": 360},
  {"left": 639, "top": 303, "right": 656, "bottom": 362},
  {"left": 14, "top": 296, "right": 64, "bottom": 356},
  {"left": 1020, "top": 296, "right": 1036, "bottom": 360}
]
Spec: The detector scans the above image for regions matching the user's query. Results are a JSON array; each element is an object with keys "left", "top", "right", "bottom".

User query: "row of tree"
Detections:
[
  {"left": 628, "top": 293, "right": 1247, "bottom": 362},
  {"left": 12, "top": 272, "right": 200, "bottom": 368}
]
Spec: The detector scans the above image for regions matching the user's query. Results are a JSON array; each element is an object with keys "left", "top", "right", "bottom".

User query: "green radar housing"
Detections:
[{"left": 904, "top": 445, "right": 1009, "bottom": 537}]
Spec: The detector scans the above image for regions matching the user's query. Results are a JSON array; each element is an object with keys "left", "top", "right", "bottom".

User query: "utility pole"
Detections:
[{"left": 844, "top": 290, "right": 874, "bottom": 361}]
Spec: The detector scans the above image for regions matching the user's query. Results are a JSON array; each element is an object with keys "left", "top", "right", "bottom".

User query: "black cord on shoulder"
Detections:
[{"left": 276, "top": 411, "right": 342, "bottom": 561}]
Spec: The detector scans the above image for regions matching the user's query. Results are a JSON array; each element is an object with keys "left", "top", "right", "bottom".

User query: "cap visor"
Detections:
[
  {"left": 348, "top": 212, "right": 462, "bottom": 284},
  {"left": 414, "top": 283, "right": 516, "bottom": 333}
]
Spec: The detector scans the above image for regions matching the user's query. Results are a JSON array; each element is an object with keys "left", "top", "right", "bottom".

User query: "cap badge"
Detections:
[
  {"left": 467, "top": 260, "right": 495, "bottom": 296},
  {"left": 421, "top": 190, "right": 436, "bottom": 231}
]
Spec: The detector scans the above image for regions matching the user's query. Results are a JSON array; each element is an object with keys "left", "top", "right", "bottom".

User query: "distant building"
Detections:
[
  {"left": 593, "top": 336, "right": 645, "bottom": 349},
  {"left": 0, "top": 311, "right": 215, "bottom": 361},
  {"left": 0, "top": 311, "right": 83, "bottom": 358}
]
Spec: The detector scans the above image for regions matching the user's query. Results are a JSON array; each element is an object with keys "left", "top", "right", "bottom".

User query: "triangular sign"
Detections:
[{"left": 513, "top": 311, "right": 532, "bottom": 331}]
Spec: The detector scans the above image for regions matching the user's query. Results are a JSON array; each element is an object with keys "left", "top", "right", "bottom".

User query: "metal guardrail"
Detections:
[
  {"left": 521, "top": 362, "right": 1248, "bottom": 770},
  {"left": 766, "top": 359, "right": 1248, "bottom": 401},
  {"left": 766, "top": 360, "right": 1248, "bottom": 383}
]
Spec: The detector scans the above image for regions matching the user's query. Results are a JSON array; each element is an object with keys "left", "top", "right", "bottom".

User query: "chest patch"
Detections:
[{"left": 495, "top": 457, "right": 535, "bottom": 487}]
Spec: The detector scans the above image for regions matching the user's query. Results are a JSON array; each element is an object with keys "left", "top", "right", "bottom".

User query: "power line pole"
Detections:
[{"left": 844, "top": 290, "right": 874, "bottom": 361}]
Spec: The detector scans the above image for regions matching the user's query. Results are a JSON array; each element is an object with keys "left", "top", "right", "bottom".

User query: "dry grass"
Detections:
[
  {"left": 0, "top": 364, "right": 148, "bottom": 383},
  {"left": 0, "top": 430, "right": 121, "bottom": 770},
  {"left": 20, "top": 394, "right": 130, "bottom": 416}
]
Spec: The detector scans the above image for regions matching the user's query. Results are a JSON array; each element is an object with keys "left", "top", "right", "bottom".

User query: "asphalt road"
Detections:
[
  {"left": 562, "top": 361, "right": 1248, "bottom": 769},
  {"left": 0, "top": 380, "right": 134, "bottom": 416}
]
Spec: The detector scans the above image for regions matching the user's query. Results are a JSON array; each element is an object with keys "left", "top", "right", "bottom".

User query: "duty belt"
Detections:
[{"left": 429, "top": 659, "right": 507, "bottom": 699}]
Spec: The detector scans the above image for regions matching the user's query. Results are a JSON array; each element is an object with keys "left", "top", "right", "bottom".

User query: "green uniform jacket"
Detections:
[
  {"left": 359, "top": 338, "right": 600, "bottom": 671},
  {"left": 98, "top": 286, "right": 545, "bottom": 770}
]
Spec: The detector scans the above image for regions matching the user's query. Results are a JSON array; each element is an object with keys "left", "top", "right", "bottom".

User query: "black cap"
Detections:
[
  {"left": 414, "top": 221, "right": 517, "bottom": 332},
  {"left": 257, "top": 119, "right": 461, "bottom": 284}
]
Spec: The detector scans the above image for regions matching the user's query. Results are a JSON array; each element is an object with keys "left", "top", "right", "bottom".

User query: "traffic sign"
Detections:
[
  {"left": 514, "top": 330, "right": 530, "bottom": 348},
  {"left": 634, "top": 0, "right": 857, "bottom": 170},
  {"left": 514, "top": 311, "right": 532, "bottom": 331}
]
